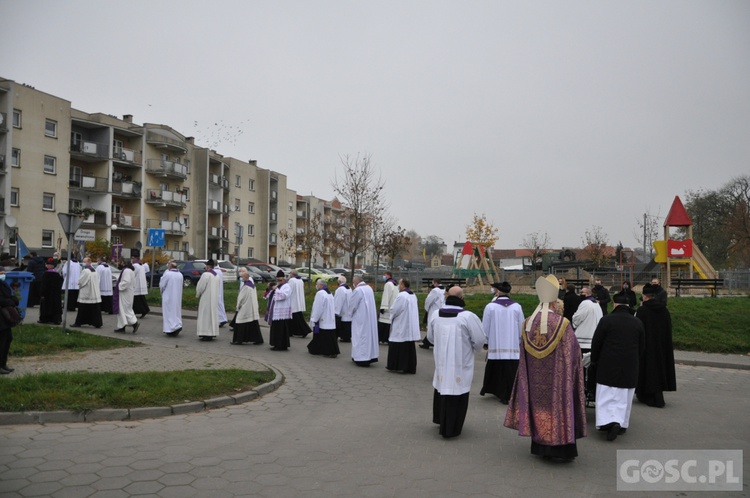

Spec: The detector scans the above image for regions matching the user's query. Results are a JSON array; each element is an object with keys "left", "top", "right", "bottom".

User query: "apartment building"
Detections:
[
  {"left": 0, "top": 77, "right": 294, "bottom": 263},
  {"left": 294, "top": 194, "right": 361, "bottom": 269}
]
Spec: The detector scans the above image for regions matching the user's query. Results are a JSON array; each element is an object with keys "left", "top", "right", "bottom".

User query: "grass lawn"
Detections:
[{"left": 2, "top": 324, "right": 274, "bottom": 412}]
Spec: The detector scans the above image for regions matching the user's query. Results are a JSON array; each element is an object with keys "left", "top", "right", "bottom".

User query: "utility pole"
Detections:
[{"left": 643, "top": 213, "right": 647, "bottom": 259}]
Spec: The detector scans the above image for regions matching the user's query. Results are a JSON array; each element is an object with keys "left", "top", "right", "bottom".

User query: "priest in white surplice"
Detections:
[
  {"left": 288, "top": 270, "right": 311, "bottom": 337},
  {"left": 480, "top": 281, "right": 524, "bottom": 404},
  {"left": 232, "top": 267, "right": 263, "bottom": 345},
  {"left": 377, "top": 271, "right": 398, "bottom": 344},
  {"left": 196, "top": 260, "right": 221, "bottom": 341},
  {"left": 61, "top": 257, "right": 81, "bottom": 311},
  {"left": 349, "top": 275, "right": 379, "bottom": 367},
  {"left": 386, "top": 278, "right": 421, "bottom": 374},
  {"left": 115, "top": 262, "right": 139, "bottom": 333},
  {"left": 306, "top": 279, "right": 340, "bottom": 357},
  {"left": 427, "top": 285, "right": 486, "bottom": 438},
  {"left": 420, "top": 279, "right": 445, "bottom": 349},
  {"left": 269, "top": 270, "right": 293, "bottom": 350},
  {"left": 96, "top": 256, "right": 113, "bottom": 314},
  {"left": 159, "top": 261, "right": 183, "bottom": 336},
  {"left": 131, "top": 256, "right": 150, "bottom": 318},
  {"left": 333, "top": 275, "right": 352, "bottom": 342}
]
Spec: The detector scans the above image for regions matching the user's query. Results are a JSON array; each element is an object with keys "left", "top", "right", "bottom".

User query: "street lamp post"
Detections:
[{"left": 57, "top": 213, "right": 83, "bottom": 333}]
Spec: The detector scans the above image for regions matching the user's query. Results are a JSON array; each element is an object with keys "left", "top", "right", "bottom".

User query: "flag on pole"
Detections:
[{"left": 17, "top": 235, "right": 30, "bottom": 259}]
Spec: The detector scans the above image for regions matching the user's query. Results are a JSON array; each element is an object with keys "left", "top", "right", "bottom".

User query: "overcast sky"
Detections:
[{"left": 3, "top": 1, "right": 749, "bottom": 250}]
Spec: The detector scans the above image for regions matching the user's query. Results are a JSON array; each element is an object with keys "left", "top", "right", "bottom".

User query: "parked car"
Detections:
[
  {"left": 245, "top": 261, "right": 288, "bottom": 277},
  {"left": 295, "top": 267, "right": 338, "bottom": 283},
  {"left": 146, "top": 260, "right": 206, "bottom": 287},
  {"left": 195, "top": 259, "right": 237, "bottom": 283},
  {"left": 330, "top": 268, "right": 349, "bottom": 275},
  {"left": 243, "top": 265, "right": 273, "bottom": 283}
]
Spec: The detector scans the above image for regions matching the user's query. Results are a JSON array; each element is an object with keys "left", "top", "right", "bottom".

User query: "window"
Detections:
[
  {"left": 10, "top": 188, "right": 19, "bottom": 207},
  {"left": 70, "top": 166, "right": 82, "bottom": 186},
  {"left": 249, "top": 178, "right": 255, "bottom": 191},
  {"left": 43, "top": 155, "right": 56, "bottom": 174},
  {"left": 248, "top": 201, "right": 254, "bottom": 214},
  {"left": 248, "top": 224, "right": 254, "bottom": 236},
  {"left": 247, "top": 247, "right": 254, "bottom": 258},
  {"left": 182, "top": 187, "right": 190, "bottom": 201},
  {"left": 11, "top": 148, "right": 20, "bottom": 168},
  {"left": 45, "top": 119, "right": 57, "bottom": 138},
  {"left": 69, "top": 198, "right": 82, "bottom": 212},
  {"left": 12, "top": 109, "right": 21, "bottom": 128},
  {"left": 288, "top": 201, "right": 294, "bottom": 212},
  {"left": 113, "top": 139, "right": 123, "bottom": 157},
  {"left": 42, "top": 193, "right": 55, "bottom": 211},
  {"left": 235, "top": 198, "right": 240, "bottom": 211},
  {"left": 235, "top": 175, "right": 241, "bottom": 187},
  {"left": 182, "top": 215, "right": 189, "bottom": 228},
  {"left": 287, "top": 219, "right": 293, "bottom": 229},
  {"left": 182, "top": 242, "right": 189, "bottom": 252},
  {"left": 42, "top": 230, "right": 54, "bottom": 247},
  {"left": 184, "top": 159, "right": 190, "bottom": 174},
  {"left": 160, "top": 182, "right": 169, "bottom": 191}
]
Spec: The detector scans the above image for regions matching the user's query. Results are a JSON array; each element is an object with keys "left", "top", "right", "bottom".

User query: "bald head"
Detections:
[
  {"left": 353, "top": 275, "right": 363, "bottom": 285},
  {"left": 581, "top": 287, "right": 592, "bottom": 297},
  {"left": 448, "top": 285, "right": 464, "bottom": 299}
]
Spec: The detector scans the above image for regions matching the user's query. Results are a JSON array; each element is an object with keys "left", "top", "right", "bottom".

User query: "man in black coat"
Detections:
[
  {"left": 590, "top": 293, "right": 645, "bottom": 441},
  {"left": 592, "top": 278, "right": 611, "bottom": 316},
  {"left": 26, "top": 252, "right": 46, "bottom": 307},
  {"left": 635, "top": 283, "right": 676, "bottom": 408},
  {"left": 562, "top": 283, "right": 582, "bottom": 322}
]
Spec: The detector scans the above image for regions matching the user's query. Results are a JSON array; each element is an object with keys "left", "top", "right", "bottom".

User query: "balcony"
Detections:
[
  {"left": 270, "top": 212, "right": 277, "bottom": 223},
  {"left": 297, "top": 210, "right": 307, "bottom": 219},
  {"left": 208, "top": 226, "right": 229, "bottom": 240},
  {"left": 269, "top": 233, "right": 277, "bottom": 244},
  {"left": 69, "top": 175, "right": 108, "bottom": 192},
  {"left": 0, "top": 154, "right": 6, "bottom": 174},
  {"left": 208, "top": 174, "right": 224, "bottom": 189},
  {"left": 145, "top": 189, "right": 187, "bottom": 209},
  {"left": 111, "top": 181, "right": 142, "bottom": 198},
  {"left": 112, "top": 147, "right": 142, "bottom": 167},
  {"left": 0, "top": 197, "right": 5, "bottom": 215},
  {"left": 221, "top": 176, "right": 230, "bottom": 191},
  {"left": 145, "top": 131, "right": 187, "bottom": 154},
  {"left": 208, "top": 199, "right": 222, "bottom": 214},
  {"left": 270, "top": 190, "right": 278, "bottom": 202},
  {"left": 0, "top": 112, "right": 6, "bottom": 133},
  {"left": 145, "top": 219, "right": 186, "bottom": 235},
  {"left": 71, "top": 139, "right": 109, "bottom": 162},
  {"left": 145, "top": 159, "right": 188, "bottom": 180},
  {"left": 111, "top": 213, "right": 141, "bottom": 231},
  {"left": 80, "top": 212, "right": 108, "bottom": 227}
]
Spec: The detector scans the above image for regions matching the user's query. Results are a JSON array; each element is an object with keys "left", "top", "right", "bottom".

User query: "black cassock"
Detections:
[{"left": 39, "top": 270, "right": 63, "bottom": 324}]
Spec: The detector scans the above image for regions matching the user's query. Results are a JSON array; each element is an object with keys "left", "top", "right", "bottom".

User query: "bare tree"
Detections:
[
  {"left": 420, "top": 235, "right": 445, "bottom": 260},
  {"left": 581, "top": 225, "right": 610, "bottom": 269},
  {"left": 383, "top": 226, "right": 411, "bottom": 268},
  {"left": 521, "top": 231, "right": 551, "bottom": 274},
  {"left": 331, "top": 153, "right": 386, "bottom": 279},
  {"left": 300, "top": 210, "right": 325, "bottom": 271},
  {"left": 633, "top": 208, "right": 661, "bottom": 259},
  {"left": 277, "top": 228, "right": 297, "bottom": 266}
]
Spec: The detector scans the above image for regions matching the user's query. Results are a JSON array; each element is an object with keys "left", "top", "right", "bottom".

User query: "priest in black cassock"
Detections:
[
  {"left": 635, "top": 283, "right": 676, "bottom": 408},
  {"left": 38, "top": 258, "right": 63, "bottom": 325}
]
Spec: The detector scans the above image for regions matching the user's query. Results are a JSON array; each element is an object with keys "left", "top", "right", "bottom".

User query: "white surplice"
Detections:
[
  {"left": 116, "top": 267, "right": 137, "bottom": 329},
  {"left": 309, "top": 289, "right": 335, "bottom": 330},
  {"left": 482, "top": 297, "right": 524, "bottom": 360},
  {"left": 388, "top": 290, "right": 420, "bottom": 342},
  {"left": 159, "top": 269, "right": 183, "bottom": 333},
  {"left": 333, "top": 285, "right": 352, "bottom": 322},
  {"left": 196, "top": 271, "right": 221, "bottom": 337},
  {"left": 349, "top": 282, "right": 379, "bottom": 362},
  {"left": 289, "top": 277, "right": 306, "bottom": 313}
]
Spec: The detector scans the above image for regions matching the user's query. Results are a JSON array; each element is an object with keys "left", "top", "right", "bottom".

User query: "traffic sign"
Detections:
[{"left": 147, "top": 229, "right": 166, "bottom": 248}]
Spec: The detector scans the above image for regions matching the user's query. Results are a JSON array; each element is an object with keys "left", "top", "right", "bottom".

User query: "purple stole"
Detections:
[
  {"left": 490, "top": 297, "right": 517, "bottom": 307},
  {"left": 438, "top": 306, "right": 466, "bottom": 318},
  {"left": 243, "top": 279, "right": 255, "bottom": 289},
  {"left": 386, "top": 278, "right": 397, "bottom": 286}
]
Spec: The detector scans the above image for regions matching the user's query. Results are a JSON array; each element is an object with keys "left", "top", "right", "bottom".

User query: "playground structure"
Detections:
[
  {"left": 453, "top": 241, "right": 500, "bottom": 285},
  {"left": 653, "top": 195, "right": 718, "bottom": 288}
]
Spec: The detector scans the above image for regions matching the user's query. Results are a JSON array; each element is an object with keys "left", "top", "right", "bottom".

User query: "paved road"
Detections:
[{"left": 0, "top": 307, "right": 748, "bottom": 497}]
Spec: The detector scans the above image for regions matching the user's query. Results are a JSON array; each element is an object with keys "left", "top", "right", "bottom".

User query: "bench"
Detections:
[
  {"left": 673, "top": 278, "right": 724, "bottom": 298},
  {"left": 560, "top": 279, "right": 590, "bottom": 292},
  {"left": 421, "top": 277, "right": 466, "bottom": 290}
]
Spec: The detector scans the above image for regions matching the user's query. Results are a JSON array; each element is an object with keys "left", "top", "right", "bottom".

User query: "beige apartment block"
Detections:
[{"left": 0, "top": 76, "right": 297, "bottom": 265}]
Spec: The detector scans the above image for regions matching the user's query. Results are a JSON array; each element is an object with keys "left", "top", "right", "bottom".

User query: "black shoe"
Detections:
[
  {"left": 219, "top": 321, "right": 228, "bottom": 328},
  {"left": 114, "top": 327, "right": 126, "bottom": 333},
  {"left": 607, "top": 423, "right": 621, "bottom": 441},
  {"left": 418, "top": 344, "right": 431, "bottom": 350},
  {"left": 70, "top": 323, "right": 81, "bottom": 328},
  {"left": 1, "top": 366, "right": 14, "bottom": 373},
  {"left": 618, "top": 427, "right": 627, "bottom": 435},
  {"left": 141, "top": 312, "right": 149, "bottom": 318},
  {"left": 172, "top": 327, "right": 182, "bottom": 336},
  {"left": 0, "top": 368, "right": 11, "bottom": 375},
  {"left": 132, "top": 322, "right": 140, "bottom": 334}
]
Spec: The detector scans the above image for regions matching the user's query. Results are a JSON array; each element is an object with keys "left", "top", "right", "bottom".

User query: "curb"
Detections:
[
  {"left": 675, "top": 358, "right": 750, "bottom": 371},
  {"left": 0, "top": 365, "right": 285, "bottom": 426}
]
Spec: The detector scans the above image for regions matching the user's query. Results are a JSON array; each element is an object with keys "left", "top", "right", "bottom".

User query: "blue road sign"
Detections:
[{"left": 147, "top": 229, "right": 166, "bottom": 248}]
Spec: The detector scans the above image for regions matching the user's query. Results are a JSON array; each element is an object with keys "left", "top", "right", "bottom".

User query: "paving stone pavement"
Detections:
[{"left": 0, "top": 306, "right": 748, "bottom": 497}]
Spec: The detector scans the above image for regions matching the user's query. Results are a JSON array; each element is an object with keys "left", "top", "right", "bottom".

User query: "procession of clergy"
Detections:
[{"left": 52, "top": 258, "right": 676, "bottom": 462}]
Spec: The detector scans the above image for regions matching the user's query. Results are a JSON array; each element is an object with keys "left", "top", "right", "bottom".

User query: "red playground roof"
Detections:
[{"left": 664, "top": 195, "right": 693, "bottom": 227}]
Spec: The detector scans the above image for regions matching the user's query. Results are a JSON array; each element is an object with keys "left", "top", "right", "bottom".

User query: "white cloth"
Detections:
[
  {"left": 159, "top": 269, "right": 183, "bottom": 333},
  {"left": 378, "top": 280, "right": 398, "bottom": 324},
  {"left": 482, "top": 297, "right": 524, "bottom": 360},
  {"left": 271, "top": 282, "right": 293, "bottom": 320},
  {"left": 77, "top": 268, "right": 101, "bottom": 303},
  {"left": 310, "top": 289, "right": 336, "bottom": 330},
  {"left": 132, "top": 262, "right": 148, "bottom": 296},
  {"left": 116, "top": 268, "right": 137, "bottom": 328},
  {"left": 96, "top": 264, "right": 113, "bottom": 296},
  {"left": 388, "top": 290, "right": 421, "bottom": 342},
  {"left": 595, "top": 384, "right": 635, "bottom": 429},
  {"left": 349, "top": 281, "right": 379, "bottom": 362},
  {"left": 235, "top": 283, "right": 260, "bottom": 323},
  {"left": 196, "top": 271, "right": 221, "bottom": 337},
  {"left": 427, "top": 305, "right": 486, "bottom": 395},
  {"left": 333, "top": 285, "right": 352, "bottom": 321},
  {"left": 289, "top": 277, "right": 306, "bottom": 313},
  {"left": 62, "top": 261, "right": 81, "bottom": 290},
  {"left": 213, "top": 270, "right": 228, "bottom": 323},
  {"left": 424, "top": 286, "right": 445, "bottom": 315},
  {"left": 572, "top": 298, "right": 603, "bottom": 349}
]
